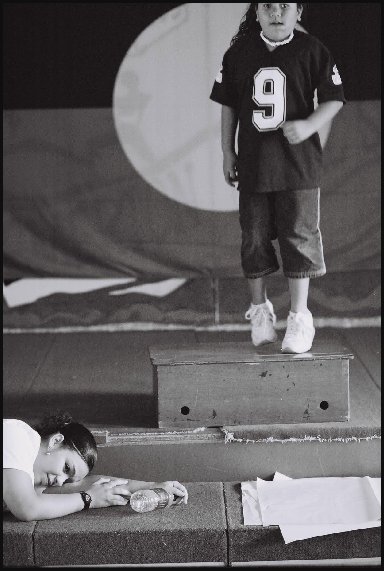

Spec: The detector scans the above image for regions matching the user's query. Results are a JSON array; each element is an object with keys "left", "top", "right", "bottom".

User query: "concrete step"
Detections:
[
  {"left": 93, "top": 425, "right": 380, "bottom": 483},
  {"left": 224, "top": 482, "right": 381, "bottom": 566},
  {"left": 3, "top": 482, "right": 380, "bottom": 567}
]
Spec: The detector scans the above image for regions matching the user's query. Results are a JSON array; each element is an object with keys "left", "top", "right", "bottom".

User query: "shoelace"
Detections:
[{"left": 245, "top": 306, "right": 276, "bottom": 327}]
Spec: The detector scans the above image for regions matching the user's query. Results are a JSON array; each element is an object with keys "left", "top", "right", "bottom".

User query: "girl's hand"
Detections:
[
  {"left": 282, "top": 120, "right": 314, "bottom": 144},
  {"left": 86, "top": 477, "right": 130, "bottom": 508},
  {"left": 112, "top": 484, "right": 132, "bottom": 498},
  {"left": 223, "top": 151, "right": 238, "bottom": 188},
  {"left": 153, "top": 481, "right": 188, "bottom": 505}
]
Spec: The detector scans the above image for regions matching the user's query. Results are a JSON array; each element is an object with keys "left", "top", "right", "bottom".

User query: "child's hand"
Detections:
[
  {"left": 153, "top": 481, "right": 188, "bottom": 505},
  {"left": 223, "top": 151, "right": 239, "bottom": 188},
  {"left": 282, "top": 120, "right": 314, "bottom": 145}
]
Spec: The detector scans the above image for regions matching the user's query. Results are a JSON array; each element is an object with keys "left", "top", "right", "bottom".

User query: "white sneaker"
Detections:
[
  {"left": 245, "top": 299, "right": 278, "bottom": 347},
  {"left": 281, "top": 310, "right": 315, "bottom": 354}
]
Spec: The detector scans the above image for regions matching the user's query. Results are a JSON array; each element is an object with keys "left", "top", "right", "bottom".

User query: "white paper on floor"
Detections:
[
  {"left": 241, "top": 472, "right": 381, "bottom": 544},
  {"left": 241, "top": 481, "right": 263, "bottom": 525}
]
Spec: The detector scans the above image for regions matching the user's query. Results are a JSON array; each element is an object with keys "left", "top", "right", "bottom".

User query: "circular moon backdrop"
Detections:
[{"left": 113, "top": 3, "right": 247, "bottom": 211}]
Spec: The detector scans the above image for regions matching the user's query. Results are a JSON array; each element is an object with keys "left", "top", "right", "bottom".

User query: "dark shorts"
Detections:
[{"left": 239, "top": 188, "right": 326, "bottom": 279}]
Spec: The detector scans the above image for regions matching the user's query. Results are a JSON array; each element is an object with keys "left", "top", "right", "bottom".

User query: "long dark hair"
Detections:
[
  {"left": 231, "top": 3, "right": 305, "bottom": 46},
  {"left": 33, "top": 411, "right": 97, "bottom": 472}
]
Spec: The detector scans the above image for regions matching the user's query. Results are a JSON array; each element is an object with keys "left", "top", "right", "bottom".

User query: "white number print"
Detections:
[{"left": 252, "top": 68, "right": 286, "bottom": 131}]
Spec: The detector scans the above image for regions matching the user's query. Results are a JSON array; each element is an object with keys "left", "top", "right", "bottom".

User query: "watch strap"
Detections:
[{"left": 79, "top": 491, "right": 92, "bottom": 510}]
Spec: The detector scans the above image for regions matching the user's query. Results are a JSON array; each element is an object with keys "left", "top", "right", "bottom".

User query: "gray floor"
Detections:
[
  {"left": 3, "top": 327, "right": 381, "bottom": 481},
  {"left": 3, "top": 327, "right": 380, "bottom": 429}
]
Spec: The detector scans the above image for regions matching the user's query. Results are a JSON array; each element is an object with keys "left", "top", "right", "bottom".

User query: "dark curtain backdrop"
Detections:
[{"left": 3, "top": 3, "right": 381, "bottom": 280}]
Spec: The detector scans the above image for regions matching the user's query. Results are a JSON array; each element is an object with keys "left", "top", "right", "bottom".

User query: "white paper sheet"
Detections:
[
  {"left": 241, "top": 481, "right": 263, "bottom": 525},
  {"left": 273, "top": 472, "right": 381, "bottom": 543},
  {"left": 241, "top": 473, "right": 381, "bottom": 544},
  {"left": 257, "top": 476, "right": 381, "bottom": 525}
]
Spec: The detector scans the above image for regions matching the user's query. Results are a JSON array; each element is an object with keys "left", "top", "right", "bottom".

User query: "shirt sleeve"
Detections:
[
  {"left": 3, "top": 419, "right": 41, "bottom": 485},
  {"left": 209, "top": 49, "right": 238, "bottom": 108},
  {"left": 315, "top": 43, "right": 346, "bottom": 105}
]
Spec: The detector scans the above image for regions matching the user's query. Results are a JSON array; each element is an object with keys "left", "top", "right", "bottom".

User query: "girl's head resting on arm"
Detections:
[
  {"left": 232, "top": 3, "right": 304, "bottom": 45},
  {"left": 33, "top": 411, "right": 97, "bottom": 488}
]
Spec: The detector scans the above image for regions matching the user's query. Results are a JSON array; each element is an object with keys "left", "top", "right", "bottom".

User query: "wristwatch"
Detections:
[{"left": 79, "top": 491, "right": 92, "bottom": 510}]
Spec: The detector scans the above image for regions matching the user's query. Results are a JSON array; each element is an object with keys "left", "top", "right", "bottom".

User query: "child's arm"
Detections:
[
  {"left": 221, "top": 105, "right": 239, "bottom": 187},
  {"left": 282, "top": 100, "right": 343, "bottom": 145},
  {"left": 3, "top": 469, "right": 129, "bottom": 521}
]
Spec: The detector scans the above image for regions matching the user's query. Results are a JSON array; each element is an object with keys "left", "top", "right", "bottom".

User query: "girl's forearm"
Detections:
[
  {"left": 221, "top": 105, "right": 238, "bottom": 154},
  {"left": 306, "top": 100, "right": 343, "bottom": 134},
  {"left": 42, "top": 475, "right": 155, "bottom": 495},
  {"left": 15, "top": 492, "right": 84, "bottom": 521},
  {"left": 42, "top": 473, "right": 103, "bottom": 494},
  {"left": 126, "top": 480, "right": 156, "bottom": 494}
]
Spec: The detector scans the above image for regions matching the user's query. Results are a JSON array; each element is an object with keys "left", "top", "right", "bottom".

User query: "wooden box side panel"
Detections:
[{"left": 157, "top": 359, "right": 349, "bottom": 427}]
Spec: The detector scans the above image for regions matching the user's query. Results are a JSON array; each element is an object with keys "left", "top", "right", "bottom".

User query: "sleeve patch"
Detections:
[
  {"left": 332, "top": 64, "right": 342, "bottom": 85},
  {"left": 215, "top": 65, "right": 223, "bottom": 84}
]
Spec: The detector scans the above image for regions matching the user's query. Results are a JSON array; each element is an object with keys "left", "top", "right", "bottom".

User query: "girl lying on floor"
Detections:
[{"left": 3, "top": 411, "right": 188, "bottom": 521}]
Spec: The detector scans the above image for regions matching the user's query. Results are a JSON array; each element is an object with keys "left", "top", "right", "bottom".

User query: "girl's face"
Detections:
[
  {"left": 256, "top": 3, "right": 302, "bottom": 42},
  {"left": 34, "top": 437, "right": 89, "bottom": 488}
]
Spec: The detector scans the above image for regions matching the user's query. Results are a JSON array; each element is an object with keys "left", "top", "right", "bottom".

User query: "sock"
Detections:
[
  {"left": 251, "top": 300, "right": 269, "bottom": 309},
  {"left": 290, "top": 309, "right": 312, "bottom": 317}
]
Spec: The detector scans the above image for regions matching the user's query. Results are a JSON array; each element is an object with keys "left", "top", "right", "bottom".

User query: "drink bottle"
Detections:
[{"left": 129, "top": 488, "right": 172, "bottom": 512}]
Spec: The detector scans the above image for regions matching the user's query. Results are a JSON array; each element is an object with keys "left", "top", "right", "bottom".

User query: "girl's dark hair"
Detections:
[
  {"left": 231, "top": 3, "right": 305, "bottom": 46},
  {"left": 33, "top": 411, "right": 97, "bottom": 472}
]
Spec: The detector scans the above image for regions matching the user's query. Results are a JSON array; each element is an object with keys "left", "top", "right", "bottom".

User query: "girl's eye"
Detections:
[{"left": 64, "top": 463, "right": 70, "bottom": 474}]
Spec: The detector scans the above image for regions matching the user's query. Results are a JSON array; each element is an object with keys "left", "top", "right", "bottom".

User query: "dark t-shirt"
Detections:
[{"left": 210, "top": 30, "right": 346, "bottom": 193}]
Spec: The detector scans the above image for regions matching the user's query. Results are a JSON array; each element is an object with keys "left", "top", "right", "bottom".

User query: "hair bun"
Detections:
[
  {"left": 34, "top": 410, "right": 74, "bottom": 435},
  {"left": 56, "top": 410, "right": 73, "bottom": 428}
]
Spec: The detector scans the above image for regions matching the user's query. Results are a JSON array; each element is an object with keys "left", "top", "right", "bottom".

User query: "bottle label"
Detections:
[{"left": 153, "top": 488, "right": 171, "bottom": 509}]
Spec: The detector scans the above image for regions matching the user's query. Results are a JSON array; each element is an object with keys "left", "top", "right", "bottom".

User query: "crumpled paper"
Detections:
[{"left": 241, "top": 472, "right": 381, "bottom": 543}]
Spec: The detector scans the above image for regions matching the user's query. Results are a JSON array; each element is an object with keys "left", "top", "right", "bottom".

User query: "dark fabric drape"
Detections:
[
  {"left": 3, "top": 102, "right": 380, "bottom": 279},
  {"left": 3, "top": 4, "right": 380, "bottom": 280}
]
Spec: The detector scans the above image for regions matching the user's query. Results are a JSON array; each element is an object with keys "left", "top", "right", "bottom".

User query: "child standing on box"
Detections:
[{"left": 210, "top": 3, "right": 345, "bottom": 353}]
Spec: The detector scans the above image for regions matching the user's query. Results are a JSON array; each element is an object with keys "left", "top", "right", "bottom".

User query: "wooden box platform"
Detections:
[{"left": 149, "top": 341, "right": 353, "bottom": 428}]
